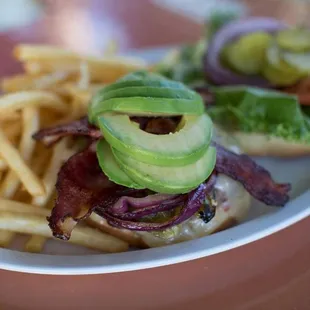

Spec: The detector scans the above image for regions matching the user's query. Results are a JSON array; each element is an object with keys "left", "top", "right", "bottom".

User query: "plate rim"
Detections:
[
  {"left": 1, "top": 189, "right": 309, "bottom": 275},
  {"left": 0, "top": 46, "right": 309, "bottom": 275}
]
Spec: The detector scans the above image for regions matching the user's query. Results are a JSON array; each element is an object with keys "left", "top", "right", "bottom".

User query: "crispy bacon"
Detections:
[
  {"left": 213, "top": 142, "right": 291, "bottom": 206},
  {"left": 47, "top": 144, "right": 148, "bottom": 240},
  {"left": 47, "top": 144, "right": 112, "bottom": 239},
  {"left": 44, "top": 116, "right": 291, "bottom": 239},
  {"left": 33, "top": 117, "right": 101, "bottom": 146},
  {"left": 33, "top": 116, "right": 182, "bottom": 147}
]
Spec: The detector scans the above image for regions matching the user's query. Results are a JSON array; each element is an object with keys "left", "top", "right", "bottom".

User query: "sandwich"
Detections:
[
  {"left": 33, "top": 71, "right": 290, "bottom": 248},
  {"left": 157, "top": 16, "right": 310, "bottom": 157}
]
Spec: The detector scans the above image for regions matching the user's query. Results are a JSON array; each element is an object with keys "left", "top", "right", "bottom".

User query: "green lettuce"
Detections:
[
  {"left": 155, "top": 10, "right": 240, "bottom": 86},
  {"left": 155, "top": 40, "right": 206, "bottom": 86},
  {"left": 206, "top": 10, "right": 240, "bottom": 38},
  {"left": 208, "top": 86, "right": 310, "bottom": 143}
]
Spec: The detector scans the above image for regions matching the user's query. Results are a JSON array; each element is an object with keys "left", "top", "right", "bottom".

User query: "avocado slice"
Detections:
[
  {"left": 113, "top": 146, "right": 216, "bottom": 194},
  {"left": 88, "top": 71, "right": 204, "bottom": 124},
  {"left": 96, "top": 140, "right": 144, "bottom": 189},
  {"left": 97, "top": 112, "right": 213, "bottom": 166}
]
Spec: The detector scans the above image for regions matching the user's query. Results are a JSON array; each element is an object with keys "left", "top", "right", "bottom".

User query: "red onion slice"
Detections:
[
  {"left": 107, "top": 195, "right": 187, "bottom": 220},
  {"left": 99, "top": 174, "right": 217, "bottom": 231},
  {"left": 110, "top": 194, "right": 179, "bottom": 214},
  {"left": 204, "top": 17, "right": 287, "bottom": 86}
]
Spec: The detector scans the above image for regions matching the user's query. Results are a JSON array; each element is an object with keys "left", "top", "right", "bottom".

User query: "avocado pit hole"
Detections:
[{"left": 130, "top": 116, "right": 182, "bottom": 135}]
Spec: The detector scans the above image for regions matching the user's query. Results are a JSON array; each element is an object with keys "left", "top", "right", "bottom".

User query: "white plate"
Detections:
[{"left": 1, "top": 47, "right": 310, "bottom": 275}]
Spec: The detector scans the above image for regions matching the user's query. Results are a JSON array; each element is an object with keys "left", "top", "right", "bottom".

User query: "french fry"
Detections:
[
  {"left": 0, "top": 91, "right": 68, "bottom": 114},
  {"left": 0, "top": 106, "right": 39, "bottom": 198},
  {"left": 0, "top": 231, "right": 13, "bottom": 248},
  {"left": 0, "top": 43, "right": 152, "bottom": 254},
  {"left": 0, "top": 211, "right": 129, "bottom": 253},
  {"left": 0, "top": 199, "right": 49, "bottom": 216},
  {"left": 0, "top": 158, "right": 7, "bottom": 171},
  {"left": 1, "top": 72, "right": 70, "bottom": 93},
  {"left": 31, "top": 147, "right": 52, "bottom": 177},
  {"left": 32, "top": 140, "right": 69, "bottom": 206},
  {"left": 0, "top": 107, "right": 40, "bottom": 246},
  {"left": 25, "top": 140, "right": 76, "bottom": 252},
  {"left": 0, "top": 110, "right": 20, "bottom": 121},
  {"left": 24, "top": 235, "right": 46, "bottom": 253},
  {"left": 0, "top": 128, "right": 45, "bottom": 197},
  {"left": 15, "top": 44, "right": 147, "bottom": 83},
  {"left": 1, "top": 121, "right": 21, "bottom": 143},
  {"left": 77, "top": 61, "right": 90, "bottom": 90},
  {"left": 64, "top": 83, "right": 104, "bottom": 110}
]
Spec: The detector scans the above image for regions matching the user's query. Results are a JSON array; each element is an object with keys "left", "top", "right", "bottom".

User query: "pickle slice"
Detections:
[
  {"left": 282, "top": 52, "right": 310, "bottom": 73},
  {"left": 276, "top": 28, "right": 310, "bottom": 52},
  {"left": 263, "top": 42, "right": 303, "bottom": 86},
  {"left": 223, "top": 32, "right": 271, "bottom": 75},
  {"left": 262, "top": 65, "right": 302, "bottom": 86}
]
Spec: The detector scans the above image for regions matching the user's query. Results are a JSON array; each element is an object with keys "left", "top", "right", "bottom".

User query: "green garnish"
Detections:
[
  {"left": 206, "top": 9, "right": 241, "bottom": 38},
  {"left": 155, "top": 40, "right": 207, "bottom": 86},
  {"left": 89, "top": 71, "right": 215, "bottom": 194},
  {"left": 209, "top": 86, "right": 310, "bottom": 143},
  {"left": 89, "top": 71, "right": 204, "bottom": 124}
]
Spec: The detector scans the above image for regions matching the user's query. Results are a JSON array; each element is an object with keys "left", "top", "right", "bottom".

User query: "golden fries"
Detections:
[
  {"left": 1, "top": 72, "right": 70, "bottom": 93},
  {"left": 0, "top": 107, "right": 40, "bottom": 246},
  {"left": 0, "top": 43, "right": 147, "bottom": 254},
  {"left": 15, "top": 44, "right": 147, "bottom": 83},
  {"left": 0, "top": 91, "right": 68, "bottom": 114},
  {"left": 0, "top": 128, "right": 45, "bottom": 197},
  {"left": 26, "top": 140, "right": 76, "bottom": 252},
  {"left": 0, "top": 110, "right": 20, "bottom": 121},
  {"left": 0, "top": 199, "right": 49, "bottom": 216},
  {"left": 0, "top": 106, "right": 39, "bottom": 198},
  {"left": 0, "top": 212, "right": 128, "bottom": 252}
]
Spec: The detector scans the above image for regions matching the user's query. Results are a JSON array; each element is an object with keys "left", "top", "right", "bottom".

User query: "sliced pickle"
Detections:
[
  {"left": 276, "top": 28, "right": 310, "bottom": 52},
  {"left": 282, "top": 52, "right": 310, "bottom": 73},
  {"left": 223, "top": 32, "right": 271, "bottom": 75},
  {"left": 263, "top": 42, "right": 303, "bottom": 86}
]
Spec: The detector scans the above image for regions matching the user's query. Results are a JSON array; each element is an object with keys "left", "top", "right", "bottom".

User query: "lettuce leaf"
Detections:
[
  {"left": 156, "top": 40, "right": 207, "bottom": 86},
  {"left": 208, "top": 86, "right": 310, "bottom": 143},
  {"left": 206, "top": 10, "right": 240, "bottom": 38}
]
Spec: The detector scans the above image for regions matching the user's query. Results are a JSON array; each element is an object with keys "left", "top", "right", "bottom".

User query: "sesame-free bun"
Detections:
[
  {"left": 87, "top": 213, "right": 148, "bottom": 248},
  {"left": 138, "top": 175, "right": 251, "bottom": 248},
  {"left": 231, "top": 132, "right": 310, "bottom": 157}
]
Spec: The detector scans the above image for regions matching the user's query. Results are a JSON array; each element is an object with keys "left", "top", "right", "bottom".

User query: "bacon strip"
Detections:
[
  {"left": 213, "top": 142, "right": 291, "bottom": 206},
  {"left": 33, "top": 117, "right": 101, "bottom": 146},
  {"left": 47, "top": 145, "right": 112, "bottom": 239},
  {"left": 33, "top": 116, "right": 181, "bottom": 146},
  {"left": 45, "top": 116, "right": 291, "bottom": 239},
  {"left": 47, "top": 144, "right": 148, "bottom": 240}
]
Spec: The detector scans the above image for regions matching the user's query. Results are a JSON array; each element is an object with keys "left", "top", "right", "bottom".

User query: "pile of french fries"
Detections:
[{"left": 0, "top": 44, "right": 148, "bottom": 254}]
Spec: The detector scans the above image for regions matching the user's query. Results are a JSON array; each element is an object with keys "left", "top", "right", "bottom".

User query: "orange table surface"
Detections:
[{"left": 0, "top": 1, "right": 310, "bottom": 309}]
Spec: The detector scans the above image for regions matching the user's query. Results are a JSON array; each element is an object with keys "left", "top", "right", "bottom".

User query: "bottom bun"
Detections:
[
  {"left": 138, "top": 174, "right": 251, "bottom": 248},
  {"left": 231, "top": 132, "right": 310, "bottom": 157},
  {"left": 87, "top": 213, "right": 147, "bottom": 249}
]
